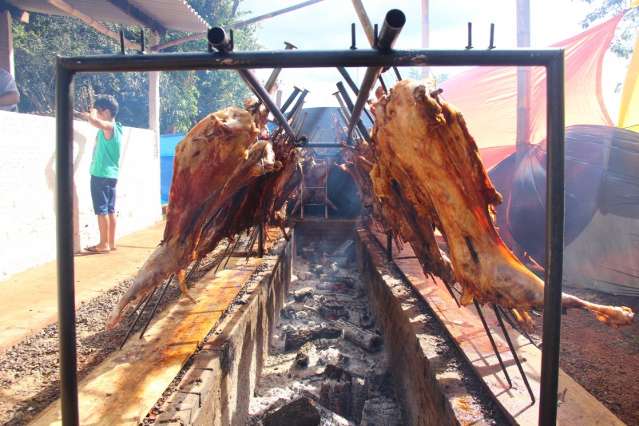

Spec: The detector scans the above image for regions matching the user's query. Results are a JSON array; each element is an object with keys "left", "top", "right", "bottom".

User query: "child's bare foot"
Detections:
[{"left": 85, "top": 245, "right": 110, "bottom": 254}]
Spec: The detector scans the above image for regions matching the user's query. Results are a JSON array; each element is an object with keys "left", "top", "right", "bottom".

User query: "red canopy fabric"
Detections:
[{"left": 441, "top": 15, "right": 621, "bottom": 165}]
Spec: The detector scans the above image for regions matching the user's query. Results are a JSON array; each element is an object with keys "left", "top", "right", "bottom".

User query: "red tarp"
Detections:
[{"left": 440, "top": 15, "right": 622, "bottom": 167}]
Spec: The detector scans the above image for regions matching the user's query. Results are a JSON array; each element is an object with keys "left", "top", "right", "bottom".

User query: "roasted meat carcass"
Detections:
[
  {"left": 367, "top": 79, "right": 633, "bottom": 327},
  {"left": 107, "top": 104, "right": 302, "bottom": 328}
]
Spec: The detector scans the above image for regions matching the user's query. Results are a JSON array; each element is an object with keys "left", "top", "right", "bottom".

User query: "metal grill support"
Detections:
[{"left": 55, "top": 43, "right": 564, "bottom": 426}]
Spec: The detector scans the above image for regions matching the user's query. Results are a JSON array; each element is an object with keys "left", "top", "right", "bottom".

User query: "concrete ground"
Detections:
[{"left": 0, "top": 221, "right": 165, "bottom": 352}]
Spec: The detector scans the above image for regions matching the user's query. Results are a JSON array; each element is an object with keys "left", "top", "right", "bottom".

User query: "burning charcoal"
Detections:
[
  {"left": 295, "top": 351, "right": 309, "bottom": 368},
  {"left": 360, "top": 397, "right": 402, "bottom": 426},
  {"left": 359, "top": 313, "right": 375, "bottom": 329},
  {"left": 318, "top": 347, "right": 349, "bottom": 368},
  {"left": 297, "top": 270, "right": 313, "bottom": 281},
  {"left": 314, "top": 406, "right": 355, "bottom": 426},
  {"left": 319, "top": 303, "right": 350, "bottom": 321},
  {"left": 334, "top": 239, "right": 354, "bottom": 257},
  {"left": 295, "top": 310, "right": 309, "bottom": 320},
  {"left": 280, "top": 302, "right": 296, "bottom": 319},
  {"left": 295, "top": 342, "right": 315, "bottom": 369},
  {"left": 323, "top": 364, "right": 351, "bottom": 381},
  {"left": 284, "top": 325, "right": 341, "bottom": 351},
  {"left": 262, "top": 397, "right": 321, "bottom": 426},
  {"left": 365, "top": 371, "right": 395, "bottom": 397},
  {"left": 351, "top": 377, "right": 368, "bottom": 423},
  {"left": 294, "top": 287, "right": 314, "bottom": 302},
  {"left": 319, "top": 379, "right": 352, "bottom": 419},
  {"left": 335, "top": 276, "right": 356, "bottom": 288},
  {"left": 316, "top": 281, "right": 352, "bottom": 294},
  {"left": 336, "top": 320, "right": 382, "bottom": 353}
]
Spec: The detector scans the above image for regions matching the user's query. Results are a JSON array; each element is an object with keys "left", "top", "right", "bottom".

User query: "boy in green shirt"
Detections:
[{"left": 81, "top": 95, "right": 122, "bottom": 254}]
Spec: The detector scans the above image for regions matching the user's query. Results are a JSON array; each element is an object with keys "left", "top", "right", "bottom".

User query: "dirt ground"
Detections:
[
  {"left": 537, "top": 287, "right": 639, "bottom": 425},
  {"left": 1, "top": 255, "right": 636, "bottom": 425},
  {"left": 0, "top": 257, "right": 218, "bottom": 425}
]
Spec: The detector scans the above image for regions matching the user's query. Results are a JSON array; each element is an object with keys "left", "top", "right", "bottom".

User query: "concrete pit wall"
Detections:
[
  {"left": 156, "top": 239, "right": 292, "bottom": 425},
  {"left": 156, "top": 222, "right": 501, "bottom": 425},
  {"left": 356, "top": 227, "right": 504, "bottom": 425},
  {"left": 0, "top": 111, "right": 161, "bottom": 279}
]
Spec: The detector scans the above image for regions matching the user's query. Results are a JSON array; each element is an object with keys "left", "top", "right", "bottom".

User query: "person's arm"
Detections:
[
  {"left": 0, "top": 72, "right": 20, "bottom": 108},
  {"left": 80, "top": 108, "right": 114, "bottom": 139},
  {"left": 0, "top": 90, "right": 19, "bottom": 107}
]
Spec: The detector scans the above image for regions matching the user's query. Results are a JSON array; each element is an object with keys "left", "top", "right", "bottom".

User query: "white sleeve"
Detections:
[{"left": 1, "top": 72, "right": 17, "bottom": 94}]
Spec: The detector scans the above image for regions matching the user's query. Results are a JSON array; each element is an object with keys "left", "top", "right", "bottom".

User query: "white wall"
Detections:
[{"left": 0, "top": 111, "right": 162, "bottom": 280}]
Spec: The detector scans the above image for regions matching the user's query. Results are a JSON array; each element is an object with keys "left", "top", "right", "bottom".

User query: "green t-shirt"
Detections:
[{"left": 90, "top": 122, "right": 122, "bottom": 179}]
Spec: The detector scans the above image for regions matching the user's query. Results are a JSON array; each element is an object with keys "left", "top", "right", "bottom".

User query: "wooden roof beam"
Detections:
[
  {"left": 151, "top": 0, "right": 328, "bottom": 51},
  {"left": 106, "top": 0, "right": 166, "bottom": 35},
  {"left": 47, "top": 0, "right": 141, "bottom": 50}
]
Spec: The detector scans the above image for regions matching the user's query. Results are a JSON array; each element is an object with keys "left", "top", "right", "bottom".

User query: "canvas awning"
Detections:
[{"left": 440, "top": 14, "right": 622, "bottom": 168}]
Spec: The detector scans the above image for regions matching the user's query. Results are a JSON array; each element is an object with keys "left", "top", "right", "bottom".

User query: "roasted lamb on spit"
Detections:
[
  {"left": 107, "top": 103, "right": 304, "bottom": 328},
  {"left": 354, "top": 79, "right": 633, "bottom": 327}
]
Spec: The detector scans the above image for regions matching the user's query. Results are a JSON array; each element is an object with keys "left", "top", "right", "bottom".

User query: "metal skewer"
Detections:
[
  {"left": 492, "top": 304, "right": 536, "bottom": 404},
  {"left": 473, "top": 300, "right": 513, "bottom": 388},
  {"left": 138, "top": 275, "right": 174, "bottom": 339}
]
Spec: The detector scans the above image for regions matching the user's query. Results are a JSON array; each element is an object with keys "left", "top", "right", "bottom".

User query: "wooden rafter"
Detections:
[
  {"left": 151, "top": 0, "right": 327, "bottom": 51},
  {"left": 231, "top": 0, "right": 325, "bottom": 29},
  {"left": 47, "top": 0, "right": 141, "bottom": 49},
  {"left": 230, "top": 0, "right": 240, "bottom": 18},
  {"left": 106, "top": 0, "right": 166, "bottom": 35},
  {"left": 350, "top": 0, "right": 374, "bottom": 46}
]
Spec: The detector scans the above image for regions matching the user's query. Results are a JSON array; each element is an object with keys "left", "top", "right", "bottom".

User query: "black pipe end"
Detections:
[
  {"left": 385, "top": 9, "right": 406, "bottom": 29},
  {"left": 208, "top": 27, "right": 232, "bottom": 52},
  {"left": 295, "top": 136, "right": 308, "bottom": 147}
]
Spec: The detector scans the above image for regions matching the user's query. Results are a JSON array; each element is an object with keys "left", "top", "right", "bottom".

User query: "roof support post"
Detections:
[
  {"left": 56, "top": 61, "right": 79, "bottom": 426},
  {"left": 0, "top": 9, "right": 14, "bottom": 75},
  {"left": 106, "top": 0, "right": 166, "bottom": 35},
  {"left": 148, "top": 31, "right": 161, "bottom": 160},
  {"left": 516, "top": 0, "right": 531, "bottom": 154}
]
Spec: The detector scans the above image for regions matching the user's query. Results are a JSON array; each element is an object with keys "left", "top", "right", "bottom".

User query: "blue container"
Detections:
[{"left": 160, "top": 133, "right": 185, "bottom": 204}]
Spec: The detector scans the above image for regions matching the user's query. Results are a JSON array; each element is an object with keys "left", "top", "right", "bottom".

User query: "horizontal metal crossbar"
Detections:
[{"left": 56, "top": 48, "right": 563, "bottom": 73}]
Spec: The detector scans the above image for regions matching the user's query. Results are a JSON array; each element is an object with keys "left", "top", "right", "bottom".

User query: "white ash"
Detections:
[{"left": 249, "top": 238, "right": 404, "bottom": 424}]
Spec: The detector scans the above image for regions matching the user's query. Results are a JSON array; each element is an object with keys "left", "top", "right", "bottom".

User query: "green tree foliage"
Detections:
[
  {"left": 11, "top": 0, "right": 259, "bottom": 133},
  {"left": 157, "top": 0, "right": 260, "bottom": 133},
  {"left": 580, "top": 0, "right": 638, "bottom": 58}
]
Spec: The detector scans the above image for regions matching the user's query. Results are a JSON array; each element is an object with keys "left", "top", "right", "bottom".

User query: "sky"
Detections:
[{"left": 235, "top": 0, "right": 632, "bottom": 119}]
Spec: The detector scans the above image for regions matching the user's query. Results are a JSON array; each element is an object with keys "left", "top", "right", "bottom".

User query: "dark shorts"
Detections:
[{"left": 90, "top": 175, "right": 117, "bottom": 215}]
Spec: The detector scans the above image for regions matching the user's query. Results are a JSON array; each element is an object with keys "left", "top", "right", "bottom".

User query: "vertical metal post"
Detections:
[
  {"left": 538, "top": 53, "right": 565, "bottom": 426},
  {"left": 258, "top": 223, "right": 265, "bottom": 258},
  {"left": 300, "top": 164, "right": 305, "bottom": 219},
  {"left": 516, "top": 0, "right": 531, "bottom": 156},
  {"left": 56, "top": 61, "right": 79, "bottom": 426},
  {"left": 324, "top": 159, "right": 329, "bottom": 219},
  {"left": 420, "top": 0, "right": 430, "bottom": 77},
  {"left": 386, "top": 232, "right": 392, "bottom": 261}
]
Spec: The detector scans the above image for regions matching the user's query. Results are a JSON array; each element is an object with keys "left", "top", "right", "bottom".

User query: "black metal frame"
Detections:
[{"left": 55, "top": 46, "right": 564, "bottom": 425}]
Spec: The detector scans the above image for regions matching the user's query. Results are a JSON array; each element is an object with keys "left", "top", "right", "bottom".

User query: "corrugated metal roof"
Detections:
[
  {"left": 130, "top": 0, "right": 207, "bottom": 33},
  {"left": 9, "top": 0, "right": 209, "bottom": 33}
]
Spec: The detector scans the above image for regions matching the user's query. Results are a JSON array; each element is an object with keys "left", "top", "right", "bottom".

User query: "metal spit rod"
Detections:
[
  {"left": 264, "top": 41, "right": 297, "bottom": 93},
  {"left": 208, "top": 27, "right": 298, "bottom": 142},
  {"left": 280, "top": 86, "right": 302, "bottom": 114},
  {"left": 336, "top": 81, "right": 371, "bottom": 143},
  {"left": 346, "top": 9, "right": 406, "bottom": 139},
  {"left": 336, "top": 66, "right": 374, "bottom": 124}
]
